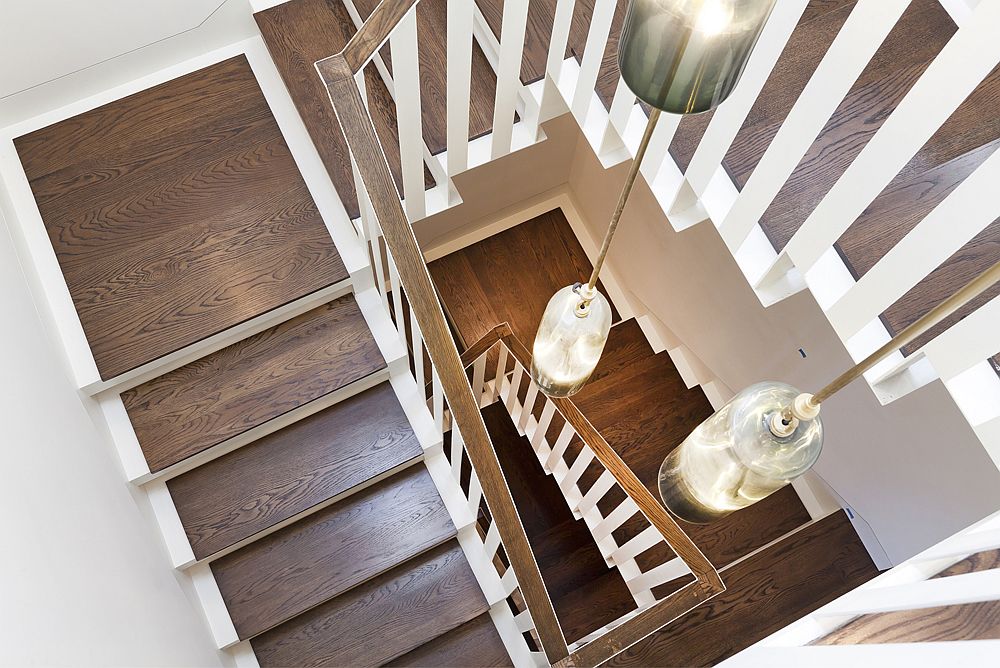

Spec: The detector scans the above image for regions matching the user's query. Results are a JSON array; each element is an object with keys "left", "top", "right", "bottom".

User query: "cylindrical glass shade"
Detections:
[
  {"left": 658, "top": 381, "right": 822, "bottom": 524},
  {"left": 531, "top": 284, "right": 612, "bottom": 398},
  {"left": 618, "top": 0, "right": 776, "bottom": 114}
]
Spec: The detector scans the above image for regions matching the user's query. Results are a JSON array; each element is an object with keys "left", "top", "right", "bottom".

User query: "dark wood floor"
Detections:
[
  {"left": 14, "top": 56, "right": 348, "bottom": 380},
  {"left": 608, "top": 512, "right": 878, "bottom": 666}
]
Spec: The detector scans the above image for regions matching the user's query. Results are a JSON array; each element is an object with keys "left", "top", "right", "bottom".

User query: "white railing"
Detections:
[{"left": 732, "top": 508, "right": 1000, "bottom": 665}]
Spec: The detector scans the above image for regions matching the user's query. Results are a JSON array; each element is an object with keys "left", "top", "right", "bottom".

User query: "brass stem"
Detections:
[
  {"left": 586, "top": 108, "right": 662, "bottom": 292},
  {"left": 809, "top": 258, "right": 1000, "bottom": 407}
]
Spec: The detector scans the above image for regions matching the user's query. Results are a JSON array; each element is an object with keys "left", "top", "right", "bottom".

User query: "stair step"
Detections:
[
  {"left": 254, "top": 0, "right": 433, "bottom": 221},
  {"left": 122, "top": 295, "right": 384, "bottom": 473},
  {"left": 12, "top": 55, "right": 348, "bottom": 380},
  {"left": 555, "top": 568, "right": 638, "bottom": 644},
  {"left": 250, "top": 539, "right": 488, "bottom": 667},
  {"left": 588, "top": 319, "right": 654, "bottom": 387},
  {"left": 212, "top": 465, "right": 455, "bottom": 639},
  {"left": 385, "top": 613, "right": 513, "bottom": 667},
  {"left": 351, "top": 0, "right": 499, "bottom": 155},
  {"left": 605, "top": 512, "right": 879, "bottom": 667},
  {"left": 167, "top": 382, "right": 421, "bottom": 560},
  {"left": 813, "top": 600, "right": 1000, "bottom": 645}
]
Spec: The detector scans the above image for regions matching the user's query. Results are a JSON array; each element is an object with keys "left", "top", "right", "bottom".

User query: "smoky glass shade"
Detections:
[
  {"left": 618, "top": 0, "right": 776, "bottom": 114},
  {"left": 531, "top": 284, "right": 612, "bottom": 398},
  {"left": 658, "top": 381, "right": 823, "bottom": 524}
]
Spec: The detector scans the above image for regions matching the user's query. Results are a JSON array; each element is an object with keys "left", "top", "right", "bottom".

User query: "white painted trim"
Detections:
[
  {"left": 190, "top": 561, "right": 240, "bottom": 649},
  {"left": 148, "top": 480, "right": 197, "bottom": 569},
  {"left": 729, "top": 641, "right": 1000, "bottom": 667},
  {"left": 227, "top": 641, "right": 261, "bottom": 668}
]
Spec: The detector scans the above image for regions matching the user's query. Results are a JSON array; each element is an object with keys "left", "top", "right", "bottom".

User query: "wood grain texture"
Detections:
[
  {"left": 814, "top": 600, "right": 1000, "bottom": 645},
  {"left": 933, "top": 549, "right": 1000, "bottom": 578},
  {"left": 722, "top": 0, "right": 856, "bottom": 188},
  {"left": 353, "top": 0, "right": 499, "bottom": 154},
  {"left": 386, "top": 613, "right": 513, "bottom": 667},
  {"left": 321, "top": 61, "right": 569, "bottom": 663},
  {"left": 167, "top": 382, "right": 420, "bottom": 559},
  {"left": 214, "top": 465, "right": 456, "bottom": 639},
  {"left": 429, "top": 207, "right": 619, "bottom": 349},
  {"left": 255, "top": 0, "right": 433, "bottom": 221},
  {"left": 607, "top": 512, "right": 879, "bottom": 667},
  {"left": 251, "top": 539, "right": 488, "bottom": 667},
  {"left": 759, "top": 0, "right": 955, "bottom": 250},
  {"left": 122, "top": 295, "right": 385, "bottom": 472},
  {"left": 13, "top": 56, "right": 347, "bottom": 380}
]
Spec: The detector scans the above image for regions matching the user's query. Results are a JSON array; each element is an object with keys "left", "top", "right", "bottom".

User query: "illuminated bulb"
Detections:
[
  {"left": 658, "top": 381, "right": 823, "bottom": 524},
  {"left": 531, "top": 284, "right": 612, "bottom": 398},
  {"left": 618, "top": 0, "right": 776, "bottom": 114}
]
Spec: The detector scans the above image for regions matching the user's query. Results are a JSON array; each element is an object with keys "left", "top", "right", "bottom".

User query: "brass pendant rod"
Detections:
[
  {"left": 586, "top": 107, "right": 662, "bottom": 292},
  {"left": 809, "top": 257, "right": 1000, "bottom": 407}
]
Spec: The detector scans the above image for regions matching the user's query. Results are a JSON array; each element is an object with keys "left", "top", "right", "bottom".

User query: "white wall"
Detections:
[
  {"left": 0, "top": 207, "right": 224, "bottom": 666},
  {"left": 565, "top": 130, "right": 1000, "bottom": 565}
]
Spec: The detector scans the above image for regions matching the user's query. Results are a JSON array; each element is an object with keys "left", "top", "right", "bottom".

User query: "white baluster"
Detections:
[
  {"left": 610, "top": 525, "right": 661, "bottom": 565},
  {"left": 545, "top": 0, "right": 577, "bottom": 86},
  {"left": 531, "top": 401, "right": 557, "bottom": 451},
  {"left": 518, "top": 379, "right": 540, "bottom": 433},
  {"left": 491, "top": 0, "right": 530, "bottom": 158},
  {"left": 514, "top": 609, "right": 535, "bottom": 633},
  {"left": 471, "top": 354, "right": 488, "bottom": 407},
  {"left": 483, "top": 520, "right": 502, "bottom": 559},
  {"left": 592, "top": 497, "right": 640, "bottom": 543},
  {"left": 467, "top": 465, "right": 484, "bottom": 516},
  {"left": 571, "top": 0, "right": 616, "bottom": 123},
  {"left": 501, "top": 567, "right": 519, "bottom": 596},
  {"left": 386, "top": 251, "right": 406, "bottom": 338},
  {"left": 411, "top": 315, "right": 425, "bottom": 390},
  {"left": 446, "top": 0, "right": 474, "bottom": 180},
  {"left": 576, "top": 469, "right": 616, "bottom": 515},
  {"left": 432, "top": 368, "right": 444, "bottom": 434},
  {"left": 450, "top": 422, "right": 465, "bottom": 481},
  {"left": 389, "top": 6, "right": 426, "bottom": 221},
  {"left": 491, "top": 345, "right": 509, "bottom": 403},
  {"left": 560, "top": 445, "right": 595, "bottom": 497},
  {"left": 546, "top": 422, "right": 576, "bottom": 474},
  {"left": 504, "top": 362, "right": 525, "bottom": 414},
  {"left": 628, "top": 558, "right": 691, "bottom": 593}
]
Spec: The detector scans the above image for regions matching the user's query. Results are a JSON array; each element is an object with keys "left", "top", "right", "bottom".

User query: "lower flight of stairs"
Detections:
[{"left": 119, "top": 295, "right": 512, "bottom": 666}]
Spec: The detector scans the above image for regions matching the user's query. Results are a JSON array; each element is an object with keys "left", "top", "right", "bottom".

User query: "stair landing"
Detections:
[{"left": 13, "top": 55, "right": 348, "bottom": 380}]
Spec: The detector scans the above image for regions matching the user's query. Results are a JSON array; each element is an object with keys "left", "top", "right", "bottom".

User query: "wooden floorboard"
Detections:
[
  {"left": 722, "top": 0, "right": 856, "bottom": 188},
  {"left": 213, "top": 465, "right": 456, "bottom": 640},
  {"left": 814, "top": 600, "right": 1000, "bottom": 645},
  {"left": 250, "top": 539, "right": 487, "bottom": 667},
  {"left": 353, "top": 0, "right": 499, "bottom": 154},
  {"left": 385, "top": 613, "right": 513, "bottom": 667},
  {"left": 14, "top": 55, "right": 347, "bottom": 379},
  {"left": 255, "top": 0, "right": 433, "bottom": 221},
  {"left": 606, "top": 512, "right": 879, "bottom": 667},
  {"left": 167, "top": 382, "right": 420, "bottom": 559},
  {"left": 122, "top": 295, "right": 385, "bottom": 472},
  {"left": 428, "top": 207, "right": 619, "bottom": 349}
]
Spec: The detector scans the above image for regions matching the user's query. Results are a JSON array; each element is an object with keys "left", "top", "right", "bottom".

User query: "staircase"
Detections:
[{"left": 3, "top": 0, "right": 999, "bottom": 665}]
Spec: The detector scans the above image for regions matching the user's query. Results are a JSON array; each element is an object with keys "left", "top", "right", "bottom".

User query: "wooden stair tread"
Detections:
[
  {"left": 814, "top": 600, "right": 1000, "bottom": 645},
  {"left": 122, "top": 295, "right": 385, "bottom": 473},
  {"left": 352, "top": 0, "right": 499, "bottom": 154},
  {"left": 722, "top": 0, "right": 857, "bottom": 188},
  {"left": 385, "top": 613, "right": 513, "bottom": 667},
  {"left": 588, "top": 319, "right": 654, "bottom": 386},
  {"left": 759, "top": 0, "right": 955, "bottom": 251},
  {"left": 255, "top": 0, "right": 433, "bottom": 221},
  {"left": 13, "top": 55, "right": 347, "bottom": 380},
  {"left": 213, "top": 465, "right": 455, "bottom": 639},
  {"left": 250, "top": 539, "right": 488, "bottom": 667},
  {"left": 934, "top": 549, "right": 1000, "bottom": 578},
  {"left": 167, "top": 382, "right": 420, "bottom": 559},
  {"left": 482, "top": 401, "right": 636, "bottom": 641},
  {"left": 429, "top": 207, "right": 619, "bottom": 349},
  {"left": 606, "top": 512, "right": 879, "bottom": 667}
]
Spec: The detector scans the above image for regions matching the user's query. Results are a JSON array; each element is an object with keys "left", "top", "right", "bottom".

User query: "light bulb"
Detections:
[{"left": 531, "top": 284, "right": 612, "bottom": 398}]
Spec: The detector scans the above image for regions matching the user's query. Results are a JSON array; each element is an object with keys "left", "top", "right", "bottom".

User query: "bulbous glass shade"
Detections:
[
  {"left": 618, "top": 0, "right": 776, "bottom": 114},
  {"left": 531, "top": 284, "right": 612, "bottom": 398},
  {"left": 659, "top": 381, "right": 822, "bottom": 524}
]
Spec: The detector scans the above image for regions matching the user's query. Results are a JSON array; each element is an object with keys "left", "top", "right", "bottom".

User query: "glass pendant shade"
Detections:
[
  {"left": 531, "top": 284, "right": 612, "bottom": 398},
  {"left": 618, "top": 0, "right": 776, "bottom": 114},
  {"left": 658, "top": 381, "right": 823, "bottom": 524}
]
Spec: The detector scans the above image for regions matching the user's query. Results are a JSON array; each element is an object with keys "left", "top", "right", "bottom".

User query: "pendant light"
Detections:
[
  {"left": 531, "top": 0, "right": 777, "bottom": 398},
  {"left": 660, "top": 259, "right": 1000, "bottom": 524}
]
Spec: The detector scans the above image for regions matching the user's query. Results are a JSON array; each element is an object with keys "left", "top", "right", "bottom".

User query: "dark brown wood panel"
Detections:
[
  {"left": 816, "top": 600, "right": 1000, "bottom": 645},
  {"left": 14, "top": 56, "right": 347, "bottom": 380},
  {"left": 428, "top": 207, "right": 619, "bottom": 349},
  {"left": 255, "top": 0, "right": 433, "bottom": 220},
  {"left": 934, "top": 549, "right": 1000, "bottom": 578},
  {"left": 353, "top": 0, "right": 499, "bottom": 154},
  {"left": 122, "top": 295, "right": 385, "bottom": 472},
  {"left": 607, "top": 512, "right": 879, "bottom": 667},
  {"left": 477, "top": 0, "right": 566, "bottom": 85},
  {"left": 722, "top": 0, "right": 856, "bottom": 188},
  {"left": 167, "top": 382, "right": 420, "bottom": 559},
  {"left": 214, "top": 466, "right": 456, "bottom": 639},
  {"left": 669, "top": 112, "right": 715, "bottom": 174},
  {"left": 759, "top": 0, "right": 955, "bottom": 250},
  {"left": 251, "top": 539, "right": 488, "bottom": 667},
  {"left": 386, "top": 613, "right": 513, "bottom": 667}
]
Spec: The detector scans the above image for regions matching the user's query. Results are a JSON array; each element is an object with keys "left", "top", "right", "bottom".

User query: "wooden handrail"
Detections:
[
  {"left": 340, "top": 0, "right": 419, "bottom": 72},
  {"left": 316, "top": 30, "right": 569, "bottom": 666},
  {"left": 460, "top": 324, "right": 726, "bottom": 665}
]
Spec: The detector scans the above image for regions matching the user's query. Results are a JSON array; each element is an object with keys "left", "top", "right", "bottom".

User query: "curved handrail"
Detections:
[
  {"left": 315, "top": 12, "right": 569, "bottom": 664},
  {"left": 460, "top": 323, "right": 725, "bottom": 666}
]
